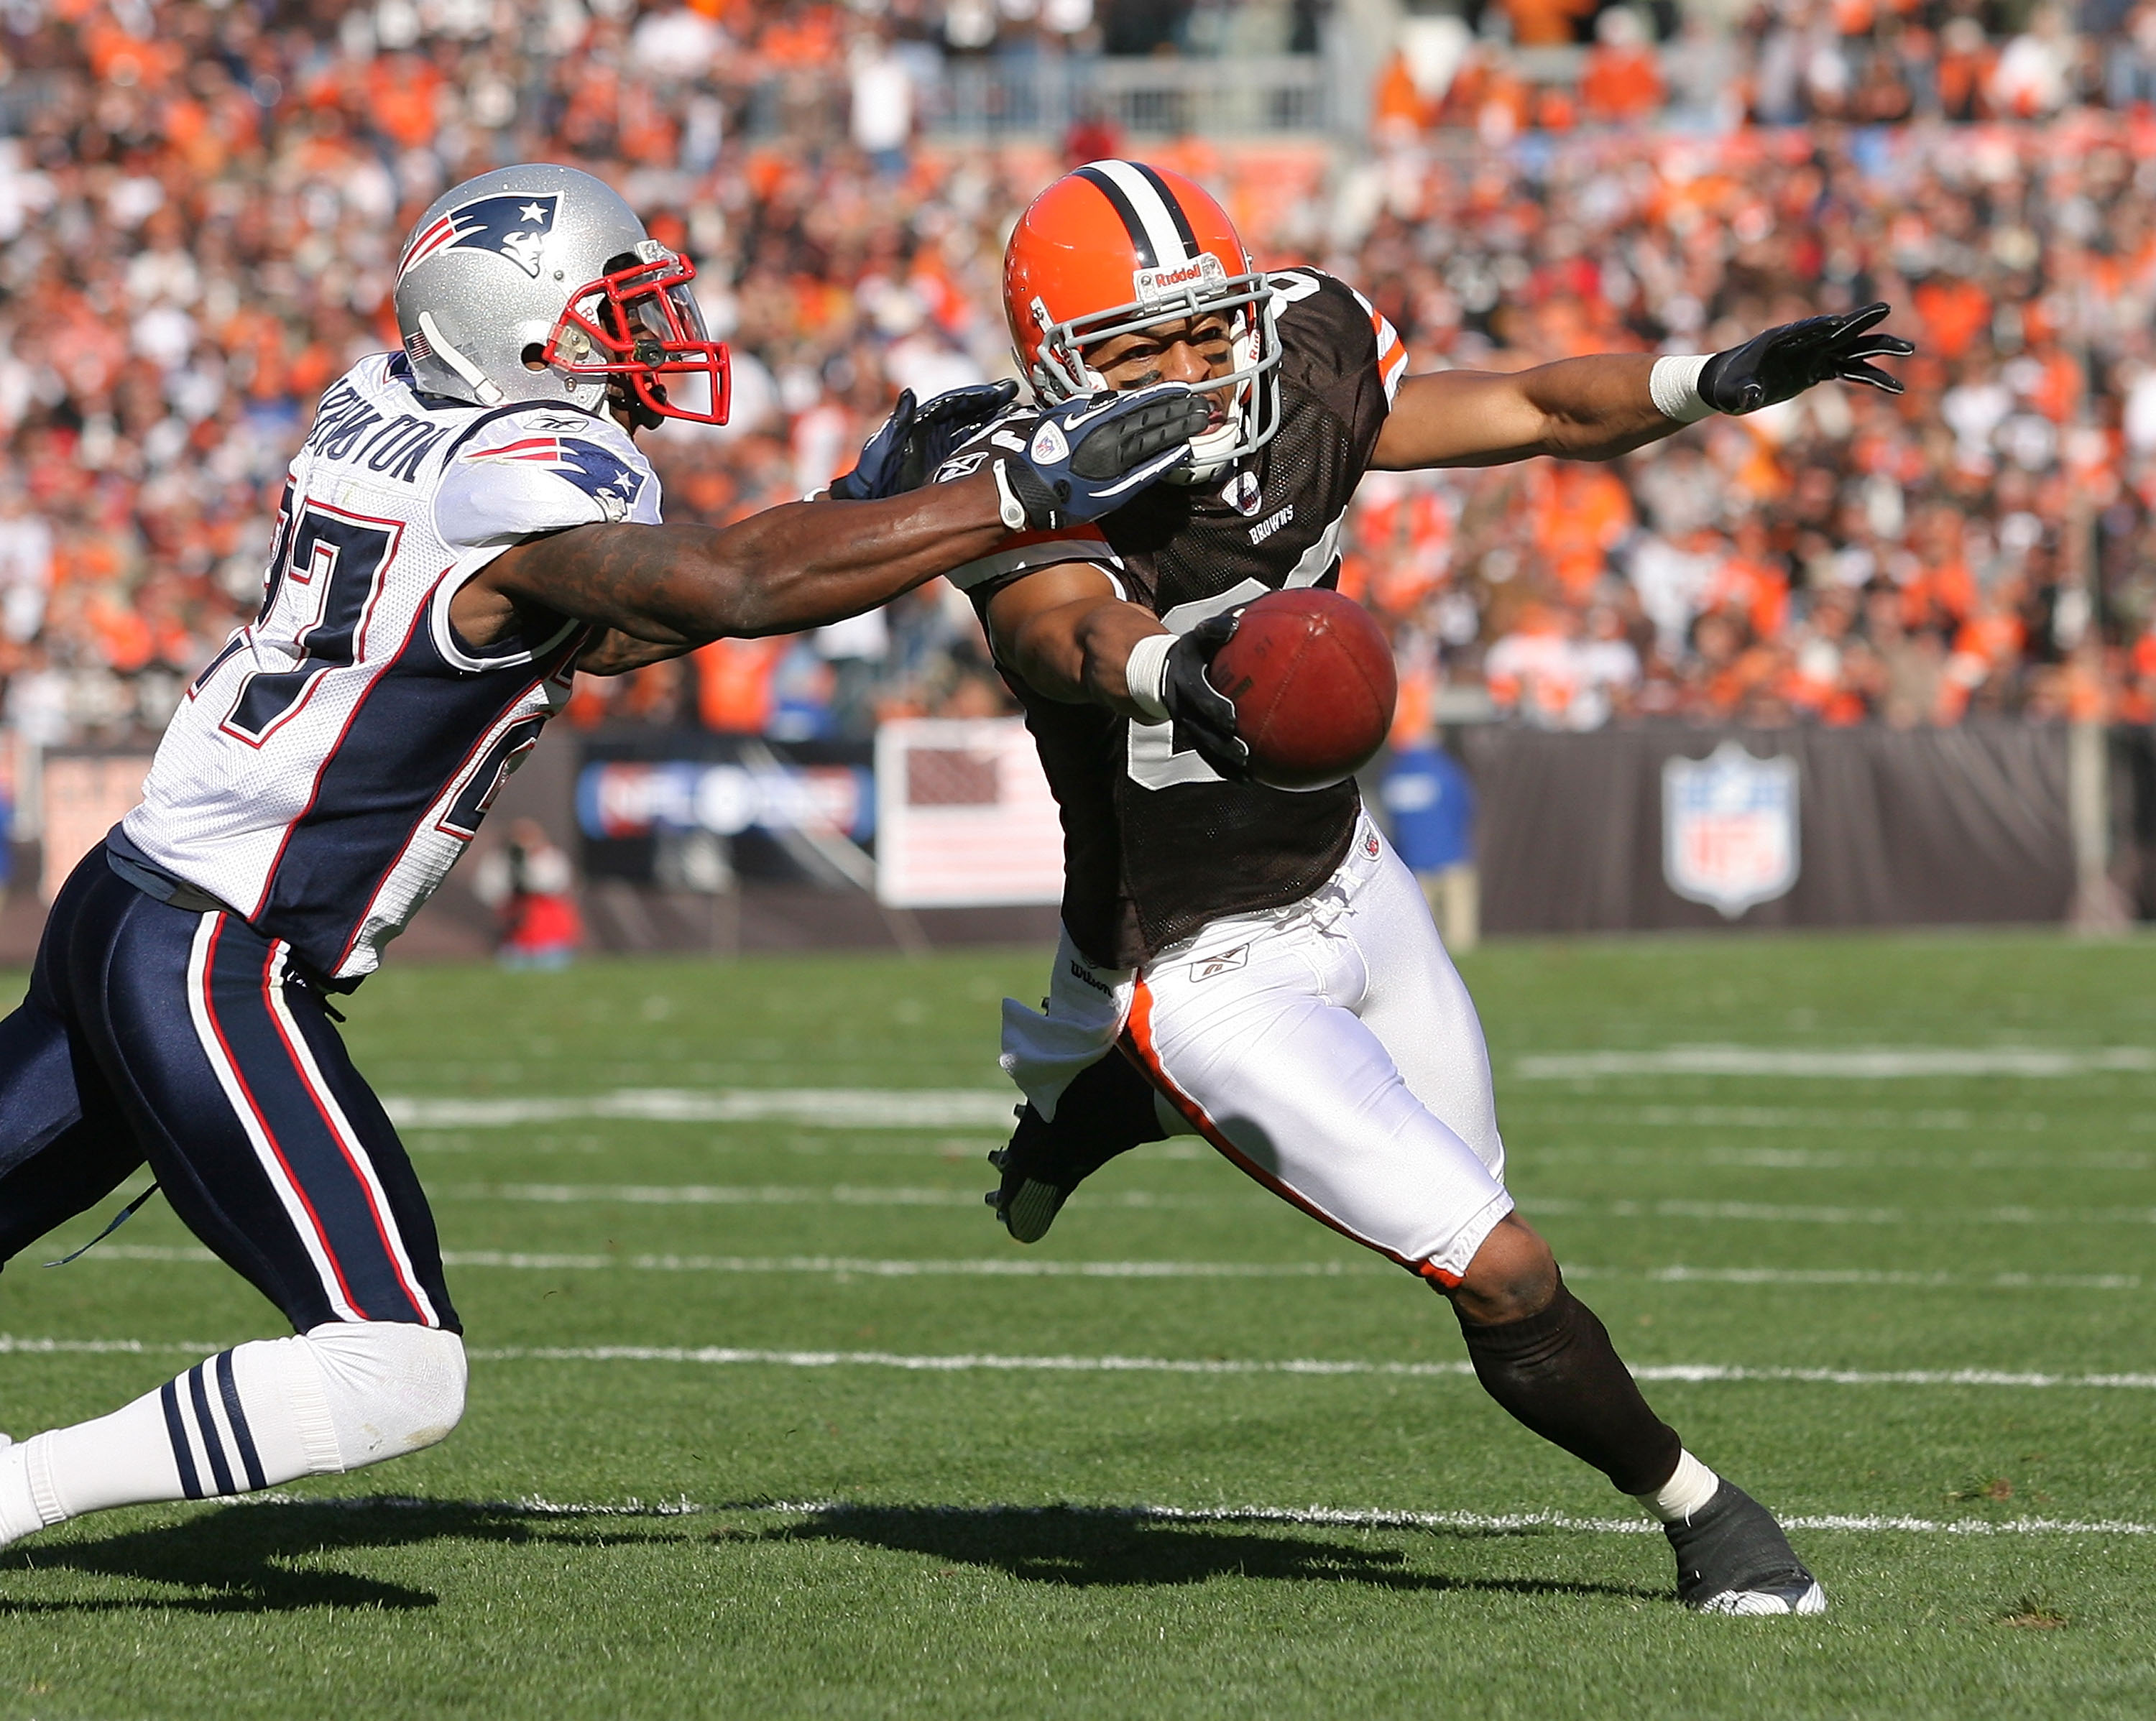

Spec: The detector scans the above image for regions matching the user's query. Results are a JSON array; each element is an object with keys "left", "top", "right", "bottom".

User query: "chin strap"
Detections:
[{"left": 418, "top": 312, "right": 507, "bottom": 407}]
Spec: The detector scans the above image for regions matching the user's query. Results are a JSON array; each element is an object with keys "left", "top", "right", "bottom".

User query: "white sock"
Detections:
[
  {"left": 0, "top": 1324, "right": 465, "bottom": 1546},
  {"left": 1631, "top": 1448, "right": 1721, "bottom": 1524}
]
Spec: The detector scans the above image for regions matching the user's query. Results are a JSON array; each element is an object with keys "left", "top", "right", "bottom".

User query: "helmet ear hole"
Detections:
[{"left": 521, "top": 343, "right": 548, "bottom": 372}]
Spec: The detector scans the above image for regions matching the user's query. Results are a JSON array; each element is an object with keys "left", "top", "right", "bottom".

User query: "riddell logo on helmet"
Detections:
[{"left": 1133, "top": 254, "right": 1227, "bottom": 305}]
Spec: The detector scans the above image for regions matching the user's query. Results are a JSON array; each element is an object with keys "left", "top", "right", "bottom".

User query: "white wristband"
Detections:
[
  {"left": 1124, "top": 632, "right": 1174, "bottom": 721},
  {"left": 1649, "top": 354, "right": 1715, "bottom": 424}
]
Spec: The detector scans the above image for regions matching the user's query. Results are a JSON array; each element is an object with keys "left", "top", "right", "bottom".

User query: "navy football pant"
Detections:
[{"left": 0, "top": 847, "right": 457, "bottom": 1334}]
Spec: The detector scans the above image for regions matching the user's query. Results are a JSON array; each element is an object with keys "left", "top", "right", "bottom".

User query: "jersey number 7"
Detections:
[{"left": 219, "top": 498, "right": 402, "bottom": 749}]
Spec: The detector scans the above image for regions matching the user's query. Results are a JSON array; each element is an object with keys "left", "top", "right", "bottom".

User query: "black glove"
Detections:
[
  {"left": 1162, "top": 611, "right": 1250, "bottom": 782},
  {"left": 995, "top": 384, "right": 1212, "bottom": 531},
  {"left": 829, "top": 379, "right": 1021, "bottom": 501},
  {"left": 1697, "top": 302, "right": 1915, "bottom": 416}
]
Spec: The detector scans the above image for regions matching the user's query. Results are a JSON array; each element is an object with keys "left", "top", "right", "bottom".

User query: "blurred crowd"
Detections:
[{"left": 5, "top": 0, "right": 2156, "bottom": 765}]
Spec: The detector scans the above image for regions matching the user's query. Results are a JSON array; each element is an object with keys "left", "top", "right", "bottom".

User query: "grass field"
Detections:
[{"left": 0, "top": 931, "right": 2153, "bottom": 1718}]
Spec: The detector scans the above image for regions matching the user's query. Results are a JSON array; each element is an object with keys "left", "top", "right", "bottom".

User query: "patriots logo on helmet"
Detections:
[
  {"left": 471, "top": 435, "right": 647, "bottom": 521},
  {"left": 399, "top": 194, "right": 559, "bottom": 281}
]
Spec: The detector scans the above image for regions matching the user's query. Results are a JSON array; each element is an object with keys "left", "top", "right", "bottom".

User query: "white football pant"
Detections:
[{"left": 1002, "top": 814, "right": 1513, "bottom": 1284}]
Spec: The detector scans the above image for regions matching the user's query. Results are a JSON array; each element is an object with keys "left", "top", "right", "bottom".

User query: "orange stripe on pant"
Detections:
[{"left": 1120, "top": 975, "right": 1463, "bottom": 1288}]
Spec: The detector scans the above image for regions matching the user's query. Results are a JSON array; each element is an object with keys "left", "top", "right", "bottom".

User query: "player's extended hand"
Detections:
[
  {"left": 1164, "top": 611, "right": 1251, "bottom": 781},
  {"left": 828, "top": 380, "right": 1021, "bottom": 501},
  {"left": 996, "top": 384, "right": 1212, "bottom": 531},
  {"left": 1698, "top": 303, "right": 1915, "bottom": 416}
]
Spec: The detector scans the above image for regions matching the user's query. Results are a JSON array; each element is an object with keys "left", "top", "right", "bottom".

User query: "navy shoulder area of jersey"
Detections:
[{"left": 432, "top": 402, "right": 662, "bottom": 550}]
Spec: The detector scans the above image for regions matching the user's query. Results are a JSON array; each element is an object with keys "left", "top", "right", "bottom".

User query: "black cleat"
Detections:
[
  {"left": 1664, "top": 1481, "right": 1826, "bottom": 1615},
  {"left": 987, "top": 1109, "right": 1072, "bottom": 1243},
  {"left": 985, "top": 1053, "right": 1167, "bottom": 1244}
]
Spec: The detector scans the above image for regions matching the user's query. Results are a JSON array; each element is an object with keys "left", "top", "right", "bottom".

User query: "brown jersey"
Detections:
[{"left": 945, "top": 269, "right": 1409, "bottom": 969}]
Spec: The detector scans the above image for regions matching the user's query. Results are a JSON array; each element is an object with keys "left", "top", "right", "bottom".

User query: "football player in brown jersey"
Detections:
[{"left": 894, "top": 160, "right": 1909, "bottom": 1613}]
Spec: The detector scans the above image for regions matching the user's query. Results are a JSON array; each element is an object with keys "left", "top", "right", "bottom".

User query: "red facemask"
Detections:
[{"left": 549, "top": 247, "right": 731, "bottom": 427}]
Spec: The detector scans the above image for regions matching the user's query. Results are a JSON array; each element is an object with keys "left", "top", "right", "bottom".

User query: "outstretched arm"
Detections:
[
  {"left": 496, "top": 474, "right": 1015, "bottom": 651},
  {"left": 1371, "top": 356, "right": 1670, "bottom": 470},
  {"left": 1371, "top": 303, "right": 1912, "bottom": 472},
  {"left": 459, "top": 382, "right": 1210, "bottom": 663}
]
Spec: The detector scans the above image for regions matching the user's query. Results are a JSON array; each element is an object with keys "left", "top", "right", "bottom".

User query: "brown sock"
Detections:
[{"left": 1454, "top": 1276, "right": 1683, "bottom": 1495}]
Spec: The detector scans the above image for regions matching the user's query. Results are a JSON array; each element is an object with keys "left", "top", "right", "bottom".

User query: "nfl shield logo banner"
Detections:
[{"left": 1662, "top": 740, "right": 1800, "bottom": 919}]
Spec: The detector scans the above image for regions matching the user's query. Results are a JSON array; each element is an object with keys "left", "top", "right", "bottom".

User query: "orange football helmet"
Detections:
[{"left": 1003, "top": 160, "right": 1283, "bottom": 479}]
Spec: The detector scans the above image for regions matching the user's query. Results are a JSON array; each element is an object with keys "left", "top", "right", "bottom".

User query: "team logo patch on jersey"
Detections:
[
  {"left": 1662, "top": 739, "right": 1800, "bottom": 919},
  {"left": 399, "top": 194, "right": 558, "bottom": 280},
  {"left": 469, "top": 436, "right": 646, "bottom": 520},
  {"left": 1222, "top": 471, "right": 1263, "bottom": 517},
  {"left": 1030, "top": 420, "right": 1071, "bottom": 465}
]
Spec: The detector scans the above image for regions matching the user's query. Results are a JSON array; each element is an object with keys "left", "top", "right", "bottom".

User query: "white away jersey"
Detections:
[{"left": 126, "top": 353, "right": 662, "bottom": 982}]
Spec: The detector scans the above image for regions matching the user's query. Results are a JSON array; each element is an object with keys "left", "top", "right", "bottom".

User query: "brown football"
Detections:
[{"left": 1206, "top": 589, "right": 1397, "bottom": 790}]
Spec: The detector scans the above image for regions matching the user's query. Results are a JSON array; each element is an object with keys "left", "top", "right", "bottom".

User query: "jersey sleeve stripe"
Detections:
[
  {"left": 1348, "top": 284, "right": 1411, "bottom": 406},
  {"left": 1376, "top": 323, "right": 1409, "bottom": 403},
  {"left": 945, "top": 532, "right": 1122, "bottom": 594}
]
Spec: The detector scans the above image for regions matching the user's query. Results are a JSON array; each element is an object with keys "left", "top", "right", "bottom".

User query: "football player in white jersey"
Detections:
[
  {"left": 907, "top": 162, "right": 1910, "bottom": 1614},
  {"left": 0, "top": 163, "right": 1205, "bottom": 1550}
]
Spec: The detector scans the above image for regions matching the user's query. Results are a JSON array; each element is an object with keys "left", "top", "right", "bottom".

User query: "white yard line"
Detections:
[
  {"left": 229, "top": 1493, "right": 2156, "bottom": 1538},
  {"left": 1516, "top": 1046, "right": 2156, "bottom": 1081},
  {"left": 384, "top": 1089, "right": 1017, "bottom": 1130},
  {"left": 70, "top": 1245, "right": 2142, "bottom": 1293},
  {"left": 1531, "top": 1145, "right": 2155, "bottom": 1173},
  {"left": 3, "top": 1332, "right": 2150, "bottom": 1388},
  {"left": 1528, "top": 1196, "right": 2156, "bottom": 1227},
  {"left": 434, "top": 1182, "right": 1239, "bottom": 1210},
  {"left": 425, "top": 1184, "right": 2156, "bottom": 1226},
  {"left": 1511, "top": 1104, "right": 2067, "bottom": 1132},
  {"left": 459, "top": 1347, "right": 2156, "bottom": 1390},
  {"left": 83, "top": 1245, "right": 1378, "bottom": 1278}
]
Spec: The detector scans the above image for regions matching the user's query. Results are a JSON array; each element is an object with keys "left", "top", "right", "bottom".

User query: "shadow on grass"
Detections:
[
  {"left": 0, "top": 1498, "right": 693, "bottom": 1615},
  {"left": 760, "top": 1503, "right": 1661, "bottom": 1601}
]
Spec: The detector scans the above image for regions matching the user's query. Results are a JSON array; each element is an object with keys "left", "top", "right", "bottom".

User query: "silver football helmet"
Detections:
[{"left": 392, "top": 162, "right": 729, "bottom": 425}]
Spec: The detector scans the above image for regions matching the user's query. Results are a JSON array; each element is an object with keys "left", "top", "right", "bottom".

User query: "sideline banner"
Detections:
[
  {"left": 875, "top": 717, "right": 1064, "bottom": 908},
  {"left": 40, "top": 750, "right": 154, "bottom": 903},
  {"left": 1463, "top": 723, "right": 2072, "bottom": 933}
]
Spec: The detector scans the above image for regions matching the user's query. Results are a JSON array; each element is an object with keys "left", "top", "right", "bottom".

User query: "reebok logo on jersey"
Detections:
[
  {"left": 1067, "top": 959, "right": 1112, "bottom": 996},
  {"left": 1249, "top": 504, "right": 1295, "bottom": 544},
  {"left": 1190, "top": 944, "right": 1248, "bottom": 981}
]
